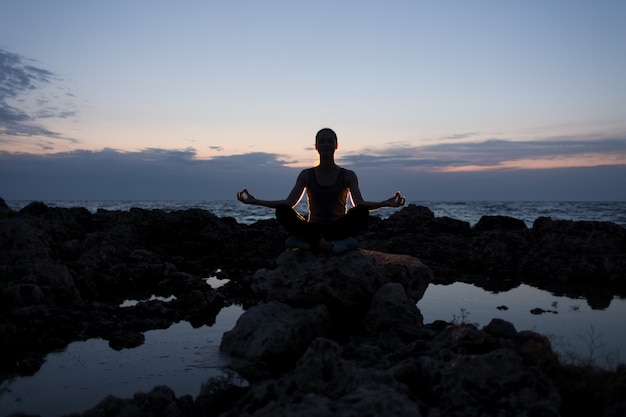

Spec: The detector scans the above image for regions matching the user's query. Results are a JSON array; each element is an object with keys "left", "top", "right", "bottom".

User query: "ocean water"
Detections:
[
  {"left": 2, "top": 200, "right": 625, "bottom": 416},
  {"left": 6, "top": 199, "right": 626, "bottom": 227}
]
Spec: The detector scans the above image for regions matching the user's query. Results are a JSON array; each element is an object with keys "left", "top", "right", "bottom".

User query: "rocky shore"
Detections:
[{"left": 1, "top": 197, "right": 625, "bottom": 416}]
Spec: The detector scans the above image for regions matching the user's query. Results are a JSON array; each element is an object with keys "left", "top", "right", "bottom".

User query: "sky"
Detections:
[{"left": 1, "top": 0, "right": 626, "bottom": 202}]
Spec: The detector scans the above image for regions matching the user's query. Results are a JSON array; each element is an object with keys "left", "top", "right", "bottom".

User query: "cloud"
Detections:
[
  {"left": 207, "top": 151, "right": 287, "bottom": 170},
  {"left": 339, "top": 152, "right": 462, "bottom": 169},
  {"left": 439, "top": 132, "right": 482, "bottom": 141},
  {"left": 0, "top": 148, "right": 296, "bottom": 200},
  {"left": 0, "top": 49, "right": 56, "bottom": 97},
  {"left": 341, "top": 136, "right": 626, "bottom": 171},
  {"left": 1, "top": 147, "right": 625, "bottom": 202},
  {"left": 0, "top": 48, "right": 77, "bottom": 143}
]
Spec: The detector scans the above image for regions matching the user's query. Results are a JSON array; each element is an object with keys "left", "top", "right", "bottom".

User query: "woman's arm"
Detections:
[{"left": 237, "top": 169, "right": 308, "bottom": 209}]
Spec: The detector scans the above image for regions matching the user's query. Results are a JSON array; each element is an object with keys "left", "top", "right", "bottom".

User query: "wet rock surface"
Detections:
[{"left": 1, "top": 198, "right": 625, "bottom": 416}]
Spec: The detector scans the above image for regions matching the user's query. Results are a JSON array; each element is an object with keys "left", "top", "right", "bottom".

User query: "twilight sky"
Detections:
[{"left": 1, "top": 0, "right": 626, "bottom": 202}]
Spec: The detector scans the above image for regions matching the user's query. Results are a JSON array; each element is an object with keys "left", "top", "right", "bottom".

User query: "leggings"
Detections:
[{"left": 275, "top": 204, "right": 369, "bottom": 244}]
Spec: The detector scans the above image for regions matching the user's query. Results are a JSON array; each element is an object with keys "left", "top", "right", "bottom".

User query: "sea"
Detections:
[
  {"left": 1, "top": 200, "right": 626, "bottom": 417},
  {"left": 6, "top": 199, "right": 626, "bottom": 227}
]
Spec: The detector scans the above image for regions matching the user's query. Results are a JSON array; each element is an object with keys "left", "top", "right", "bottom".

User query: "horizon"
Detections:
[
  {"left": 4, "top": 199, "right": 625, "bottom": 230},
  {"left": 1, "top": 1, "right": 626, "bottom": 201},
  {"left": 7, "top": 198, "right": 626, "bottom": 203}
]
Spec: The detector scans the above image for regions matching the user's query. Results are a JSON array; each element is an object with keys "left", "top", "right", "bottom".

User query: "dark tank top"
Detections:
[{"left": 306, "top": 167, "right": 348, "bottom": 224}]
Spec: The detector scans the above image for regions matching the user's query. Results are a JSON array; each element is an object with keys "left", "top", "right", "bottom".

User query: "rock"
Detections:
[
  {"left": 0, "top": 197, "right": 14, "bottom": 218},
  {"left": 222, "top": 250, "right": 430, "bottom": 372},
  {"left": 11, "top": 262, "right": 84, "bottom": 308},
  {"left": 292, "top": 337, "right": 345, "bottom": 394},
  {"left": 432, "top": 348, "right": 560, "bottom": 417},
  {"left": 220, "top": 318, "right": 565, "bottom": 417},
  {"left": 81, "top": 385, "right": 194, "bottom": 417},
  {"left": 474, "top": 215, "right": 528, "bottom": 231},
  {"left": 251, "top": 249, "right": 432, "bottom": 309},
  {"left": 525, "top": 217, "right": 626, "bottom": 286},
  {"left": 362, "top": 282, "right": 424, "bottom": 337},
  {"left": 222, "top": 338, "right": 422, "bottom": 417},
  {"left": 467, "top": 225, "right": 529, "bottom": 279},
  {"left": 106, "top": 329, "right": 146, "bottom": 350},
  {"left": 220, "top": 301, "right": 330, "bottom": 366},
  {"left": 483, "top": 318, "right": 517, "bottom": 338},
  {"left": 385, "top": 203, "right": 436, "bottom": 230},
  {"left": 359, "top": 206, "right": 626, "bottom": 300},
  {"left": 433, "top": 323, "right": 496, "bottom": 355}
]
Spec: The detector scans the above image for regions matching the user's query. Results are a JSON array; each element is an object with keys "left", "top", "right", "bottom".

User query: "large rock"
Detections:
[
  {"left": 525, "top": 217, "right": 626, "bottom": 286},
  {"left": 220, "top": 301, "right": 330, "bottom": 366},
  {"left": 221, "top": 338, "right": 422, "bottom": 417},
  {"left": 251, "top": 249, "right": 432, "bottom": 308},
  {"left": 221, "top": 320, "right": 564, "bottom": 417},
  {"left": 362, "top": 282, "right": 424, "bottom": 338},
  {"left": 222, "top": 250, "right": 431, "bottom": 368},
  {"left": 9, "top": 262, "right": 84, "bottom": 309}
]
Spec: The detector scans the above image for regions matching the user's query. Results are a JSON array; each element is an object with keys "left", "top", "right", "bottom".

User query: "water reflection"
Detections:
[
  {"left": 418, "top": 283, "right": 626, "bottom": 367},
  {"left": 119, "top": 294, "right": 177, "bottom": 307},
  {"left": 0, "top": 305, "right": 244, "bottom": 417}
]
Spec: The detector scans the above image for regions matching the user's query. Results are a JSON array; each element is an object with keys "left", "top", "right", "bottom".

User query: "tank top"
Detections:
[{"left": 306, "top": 167, "right": 348, "bottom": 224}]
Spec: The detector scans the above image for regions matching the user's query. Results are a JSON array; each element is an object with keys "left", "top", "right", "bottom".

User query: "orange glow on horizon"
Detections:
[{"left": 436, "top": 153, "right": 626, "bottom": 173}]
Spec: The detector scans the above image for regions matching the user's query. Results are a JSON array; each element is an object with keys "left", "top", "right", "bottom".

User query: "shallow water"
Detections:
[
  {"left": 419, "top": 283, "right": 626, "bottom": 368},
  {"left": 0, "top": 305, "right": 244, "bottom": 417}
]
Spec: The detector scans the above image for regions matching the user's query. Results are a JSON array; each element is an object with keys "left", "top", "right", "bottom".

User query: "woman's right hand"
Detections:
[{"left": 386, "top": 191, "right": 406, "bottom": 207}]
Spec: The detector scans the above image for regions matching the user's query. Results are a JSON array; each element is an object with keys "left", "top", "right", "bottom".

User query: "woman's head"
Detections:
[{"left": 315, "top": 128, "right": 338, "bottom": 148}]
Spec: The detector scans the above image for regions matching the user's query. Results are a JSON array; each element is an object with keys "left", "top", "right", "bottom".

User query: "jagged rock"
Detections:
[
  {"left": 474, "top": 215, "right": 528, "bottom": 231},
  {"left": 80, "top": 385, "right": 194, "bottom": 417},
  {"left": 242, "top": 248, "right": 432, "bottom": 362},
  {"left": 221, "top": 319, "right": 564, "bottom": 417},
  {"left": 483, "top": 317, "right": 517, "bottom": 338},
  {"left": 385, "top": 203, "right": 436, "bottom": 230},
  {"left": 362, "top": 282, "right": 424, "bottom": 336},
  {"left": 360, "top": 205, "right": 626, "bottom": 296},
  {"left": 220, "top": 301, "right": 330, "bottom": 365},
  {"left": 10, "top": 262, "right": 84, "bottom": 308},
  {"left": 431, "top": 348, "right": 560, "bottom": 417},
  {"left": 525, "top": 216, "right": 626, "bottom": 286},
  {"left": 221, "top": 338, "right": 422, "bottom": 417},
  {"left": 251, "top": 249, "right": 432, "bottom": 308},
  {"left": 0, "top": 197, "right": 15, "bottom": 219},
  {"left": 222, "top": 250, "right": 430, "bottom": 369}
]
